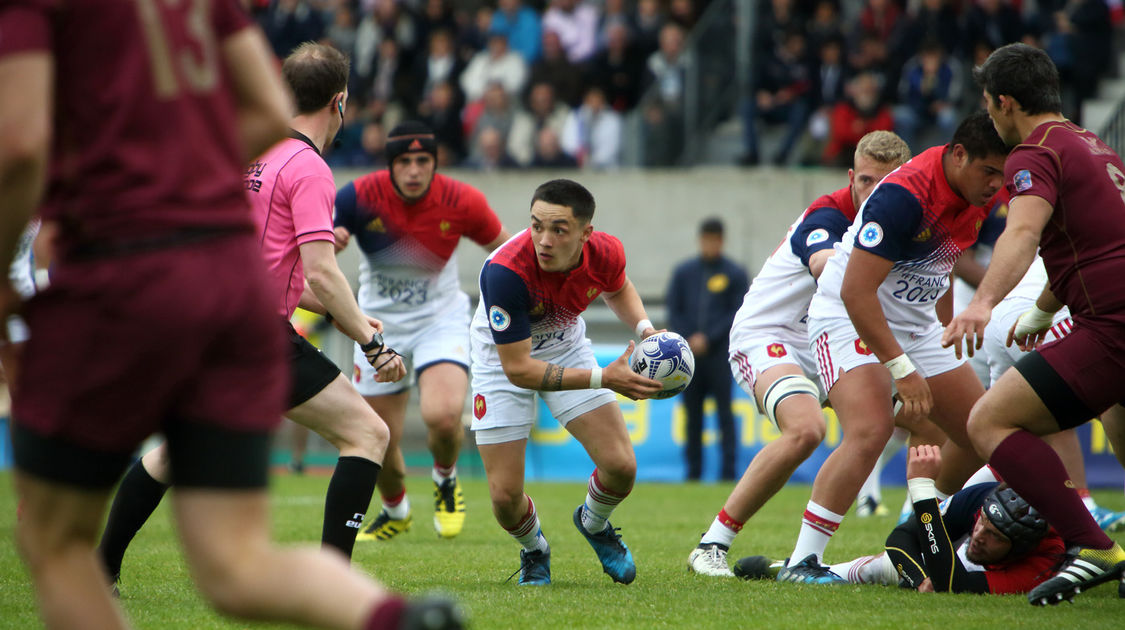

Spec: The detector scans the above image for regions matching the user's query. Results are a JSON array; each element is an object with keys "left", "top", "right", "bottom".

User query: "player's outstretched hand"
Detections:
[
  {"left": 895, "top": 371, "right": 932, "bottom": 426},
  {"left": 604, "top": 340, "right": 663, "bottom": 400},
  {"left": 905, "top": 444, "right": 942, "bottom": 480},
  {"left": 332, "top": 226, "right": 350, "bottom": 253},
  {"left": 941, "top": 301, "right": 991, "bottom": 359}
]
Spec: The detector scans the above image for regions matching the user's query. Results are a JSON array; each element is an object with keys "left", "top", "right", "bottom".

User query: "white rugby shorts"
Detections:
[
  {"left": 352, "top": 306, "right": 471, "bottom": 397},
  {"left": 808, "top": 317, "right": 964, "bottom": 393},
  {"left": 470, "top": 336, "right": 617, "bottom": 444},
  {"left": 728, "top": 326, "right": 823, "bottom": 400}
]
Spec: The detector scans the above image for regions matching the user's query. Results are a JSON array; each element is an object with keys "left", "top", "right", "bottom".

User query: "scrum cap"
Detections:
[
  {"left": 982, "top": 485, "right": 1048, "bottom": 557},
  {"left": 386, "top": 121, "right": 437, "bottom": 164}
]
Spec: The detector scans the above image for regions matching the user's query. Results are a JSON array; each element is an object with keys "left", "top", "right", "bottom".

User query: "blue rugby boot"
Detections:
[
  {"left": 509, "top": 548, "right": 551, "bottom": 586},
  {"left": 775, "top": 554, "right": 847, "bottom": 585},
  {"left": 573, "top": 506, "right": 636, "bottom": 584}
]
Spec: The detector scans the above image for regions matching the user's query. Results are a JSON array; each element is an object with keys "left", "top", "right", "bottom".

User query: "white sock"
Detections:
[
  {"left": 961, "top": 465, "right": 999, "bottom": 489},
  {"left": 582, "top": 470, "right": 628, "bottom": 534},
  {"left": 383, "top": 494, "right": 411, "bottom": 520},
  {"left": 433, "top": 465, "right": 457, "bottom": 484},
  {"left": 1082, "top": 496, "right": 1097, "bottom": 511},
  {"left": 788, "top": 501, "right": 844, "bottom": 567},
  {"left": 829, "top": 553, "right": 897, "bottom": 585},
  {"left": 507, "top": 496, "right": 549, "bottom": 553},
  {"left": 700, "top": 516, "right": 738, "bottom": 548}
]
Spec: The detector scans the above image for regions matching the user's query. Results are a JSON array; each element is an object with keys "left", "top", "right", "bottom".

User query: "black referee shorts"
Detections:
[{"left": 286, "top": 320, "right": 341, "bottom": 409}]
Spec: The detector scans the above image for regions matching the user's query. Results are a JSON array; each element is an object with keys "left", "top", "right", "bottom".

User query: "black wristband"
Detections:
[{"left": 360, "top": 332, "right": 384, "bottom": 353}]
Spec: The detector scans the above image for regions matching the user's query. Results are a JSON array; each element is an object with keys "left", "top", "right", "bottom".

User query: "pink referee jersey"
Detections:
[{"left": 246, "top": 133, "right": 337, "bottom": 318}]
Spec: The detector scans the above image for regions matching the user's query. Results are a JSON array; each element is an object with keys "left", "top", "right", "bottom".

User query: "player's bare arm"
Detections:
[
  {"left": 483, "top": 229, "right": 513, "bottom": 252},
  {"left": 601, "top": 277, "right": 659, "bottom": 339},
  {"left": 942, "top": 194, "right": 1052, "bottom": 357},
  {"left": 808, "top": 249, "right": 834, "bottom": 280},
  {"left": 299, "top": 239, "right": 405, "bottom": 381},
  {"left": 842, "top": 248, "right": 933, "bottom": 422},
  {"left": 0, "top": 51, "right": 51, "bottom": 330},
  {"left": 495, "top": 337, "right": 662, "bottom": 399},
  {"left": 221, "top": 27, "right": 290, "bottom": 160}
]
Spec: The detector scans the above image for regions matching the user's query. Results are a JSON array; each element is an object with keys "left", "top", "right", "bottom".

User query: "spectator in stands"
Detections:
[
  {"left": 367, "top": 37, "right": 412, "bottom": 123},
  {"left": 561, "top": 85, "right": 624, "bottom": 169},
  {"left": 896, "top": 0, "right": 961, "bottom": 61},
  {"left": 588, "top": 21, "right": 646, "bottom": 112},
  {"left": 467, "top": 82, "right": 518, "bottom": 161},
  {"left": 531, "top": 128, "right": 580, "bottom": 168},
  {"left": 353, "top": 0, "right": 419, "bottom": 102},
  {"left": 543, "top": 0, "right": 601, "bottom": 63},
  {"left": 454, "top": 4, "right": 493, "bottom": 62},
  {"left": 755, "top": 0, "right": 805, "bottom": 61},
  {"left": 264, "top": 0, "right": 325, "bottom": 58},
  {"left": 739, "top": 26, "right": 813, "bottom": 166},
  {"left": 805, "top": 0, "right": 845, "bottom": 55},
  {"left": 849, "top": 30, "right": 897, "bottom": 104},
  {"left": 633, "top": 0, "right": 666, "bottom": 59},
  {"left": 462, "top": 126, "right": 521, "bottom": 170},
  {"left": 642, "top": 22, "right": 691, "bottom": 166},
  {"left": 797, "top": 35, "right": 848, "bottom": 165},
  {"left": 460, "top": 30, "right": 528, "bottom": 103},
  {"left": 492, "top": 0, "right": 543, "bottom": 64},
  {"left": 1047, "top": 0, "right": 1113, "bottom": 123},
  {"left": 359, "top": 119, "right": 389, "bottom": 168},
  {"left": 416, "top": 0, "right": 457, "bottom": 53},
  {"left": 963, "top": 0, "right": 1025, "bottom": 52},
  {"left": 855, "top": 0, "right": 904, "bottom": 47},
  {"left": 509, "top": 82, "right": 572, "bottom": 167},
  {"left": 598, "top": 0, "right": 633, "bottom": 53},
  {"left": 530, "top": 30, "right": 586, "bottom": 107},
  {"left": 419, "top": 80, "right": 468, "bottom": 164},
  {"left": 668, "top": 0, "right": 696, "bottom": 29},
  {"left": 412, "top": 28, "right": 465, "bottom": 112},
  {"left": 893, "top": 39, "right": 962, "bottom": 151},
  {"left": 822, "top": 72, "right": 895, "bottom": 167},
  {"left": 324, "top": 4, "right": 358, "bottom": 57}
]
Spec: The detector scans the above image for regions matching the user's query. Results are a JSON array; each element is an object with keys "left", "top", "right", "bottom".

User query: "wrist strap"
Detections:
[
  {"left": 634, "top": 319, "right": 653, "bottom": 338},
  {"left": 884, "top": 353, "right": 916, "bottom": 380},
  {"left": 589, "top": 366, "right": 603, "bottom": 389},
  {"left": 361, "top": 332, "right": 384, "bottom": 353},
  {"left": 907, "top": 477, "right": 938, "bottom": 503}
]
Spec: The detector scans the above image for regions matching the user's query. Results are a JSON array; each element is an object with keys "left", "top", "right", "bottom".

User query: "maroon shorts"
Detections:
[
  {"left": 12, "top": 233, "right": 287, "bottom": 488},
  {"left": 1021, "top": 315, "right": 1125, "bottom": 429}
]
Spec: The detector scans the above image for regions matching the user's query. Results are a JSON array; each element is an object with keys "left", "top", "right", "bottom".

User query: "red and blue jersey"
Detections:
[
  {"left": 810, "top": 145, "right": 994, "bottom": 330},
  {"left": 334, "top": 171, "right": 502, "bottom": 330},
  {"left": 471, "top": 229, "right": 626, "bottom": 357},
  {"left": 731, "top": 185, "right": 857, "bottom": 335}
]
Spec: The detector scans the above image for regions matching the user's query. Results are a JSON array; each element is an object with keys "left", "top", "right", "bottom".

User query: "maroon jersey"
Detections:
[
  {"left": 1004, "top": 121, "right": 1125, "bottom": 317},
  {"left": 0, "top": 0, "right": 254, "bottom": 258}
]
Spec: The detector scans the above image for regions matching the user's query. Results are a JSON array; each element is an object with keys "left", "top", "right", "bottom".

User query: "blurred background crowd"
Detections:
[{"left": 248, "top": 0, "right": 1123, "bottom": 169}]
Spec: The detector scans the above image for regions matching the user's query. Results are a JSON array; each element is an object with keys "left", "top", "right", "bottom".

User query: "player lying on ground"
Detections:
[{"left": 735, "top": 445, "right": 1065, "bottom": 595}]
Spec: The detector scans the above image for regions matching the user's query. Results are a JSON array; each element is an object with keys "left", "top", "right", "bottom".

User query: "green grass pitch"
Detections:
[{"left": 1, "top": 472, "right": 1122, "bottom": 629}]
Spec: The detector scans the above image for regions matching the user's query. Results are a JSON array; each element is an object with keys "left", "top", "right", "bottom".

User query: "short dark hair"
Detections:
[
  {"left": 700, "top": 217, "right": 724, "bottom": 236},
  {"left": 282, "top": 42, "right": 350, "bottom": 114},
  {"left": 973, "top": 43, "right": 1062, "bottom": 115},
  {"left": 951, "top": 110, "right": 1011, "bottom": 160},
  {"left": 531, "top": 179, "right": 596, "bottom": 223}
]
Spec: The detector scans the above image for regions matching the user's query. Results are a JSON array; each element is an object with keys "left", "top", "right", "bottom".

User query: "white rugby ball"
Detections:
[{"left": 629, "top": 331, "right": 695, "bottom": 399}]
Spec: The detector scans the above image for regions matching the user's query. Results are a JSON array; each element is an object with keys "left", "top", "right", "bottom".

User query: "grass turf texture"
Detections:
[{"left": 1, "top": 472, "right": 1122, "bottom": 629}]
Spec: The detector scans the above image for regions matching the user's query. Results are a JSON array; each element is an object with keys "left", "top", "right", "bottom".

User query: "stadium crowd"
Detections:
[{"left": 250, "top": 0, "right": 1120, "bottom": 168}]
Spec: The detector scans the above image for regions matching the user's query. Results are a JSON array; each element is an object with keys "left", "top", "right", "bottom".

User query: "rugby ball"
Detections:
[{"left": 629, "top": 332, "right": 695, "bottom": 399}]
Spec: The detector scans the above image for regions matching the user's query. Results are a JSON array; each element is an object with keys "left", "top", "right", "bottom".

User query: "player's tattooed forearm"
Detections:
[{"left": 540, "top": 363, "right": 564, "bottom": 391}]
